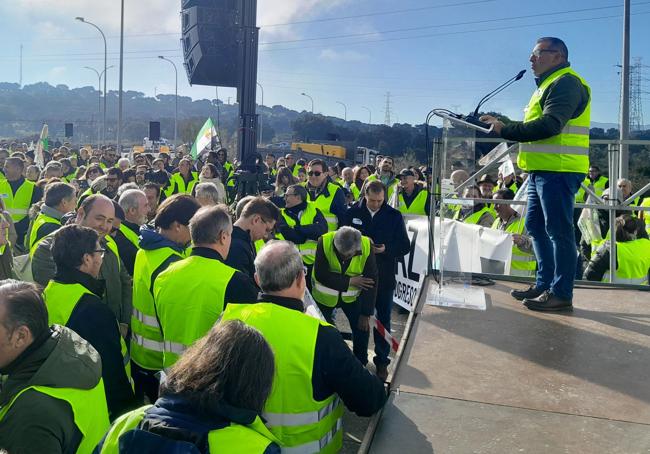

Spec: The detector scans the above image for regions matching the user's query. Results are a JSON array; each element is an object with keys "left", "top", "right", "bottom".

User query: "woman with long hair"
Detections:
[
  {"left": 274, "top": 166, "right": 297, "bottom": 198},
  {"left": 96, "top": 320, "right": 280, "bottom": 453},
  {"left": 351, "top": 165, "right": 371, "bottom": 200}
]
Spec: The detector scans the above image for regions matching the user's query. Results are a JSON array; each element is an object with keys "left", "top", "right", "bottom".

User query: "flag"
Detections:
[
  {"left": 35, "top": 124, "right": 48, "bottom": 168},
  {"left": 190, "top": 118, "right": 219, "bottom": 159}
]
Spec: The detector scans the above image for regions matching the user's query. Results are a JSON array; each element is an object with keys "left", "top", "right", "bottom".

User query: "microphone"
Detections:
[{"left": 470, "top": 69, "right": 526, "bottom": 119}]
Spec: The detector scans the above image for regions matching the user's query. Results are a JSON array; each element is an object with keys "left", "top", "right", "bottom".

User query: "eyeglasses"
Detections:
[
  {"left": 530, "top": 49, "right": 558, "bottom": 58},
  {"left": 308, "top": 171, "right": 322, "bottom": 177},
  {"left": 94, "top": 248, "right": 106, "bottom": 256}
]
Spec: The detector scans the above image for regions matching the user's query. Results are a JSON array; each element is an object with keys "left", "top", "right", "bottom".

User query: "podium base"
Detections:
[{"left": 425, "top": 280, "right": 486, "bottom": 311}]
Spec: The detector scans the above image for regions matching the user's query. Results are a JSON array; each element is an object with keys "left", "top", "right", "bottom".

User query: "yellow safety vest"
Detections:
[
  {"left": 311, "top": 232, "right": 371, "bottom": 307},
  {"left": 43, "top": 281, "right": 133, "bottom": 389},
  {"left": 304, "top": 182, "right": 342, "bottom": 231},
  {"left": 28, "top": 212, "right": 61, "bottom": 257},
  {"left": 154, "top": 254, "right": 237, "bottom": 368},
  {"left": 118, "top": 223, "right": 140, "bottom": 249},
  {"left": 130, "top": 245, "right": 186, "bottom": 371},
  {"left": 576, "top": 175, "right": 608, "bottom": 203},
  {"left": 105, "top": 235, "right": 122, "bottom": 272},
  {"left": 398, "top": 188, "right": 428, "bottom": 215},
  {"left": 455, "top": 205, "right": 494, "bottom": 225},
  {"left": 492, "top": 217, "right": 536, "bottom": 277},
  {"left": 603, "top": 239, "right": 650, "bottom": 285},
  {"left": 0, "top": 377, "right": 110, "bottom": 454},
  {"left": 165, "top": 171, "right": 199, "bottom": 196},
  {"left": 277, "top": 202, "right": 319, "bottom": 265},
  {"left": 366, "top": 174, "right": 399, "bottom": 201},
  {"left": 97, "top": 404, "right": 279, "bottom": 454},
  {"left": 518, "top": 67, "right": 591, "bottom": 174},
  {"left": 0, "top": 178, "right": 35, "bottom": 223},
  {"left": 222, "top": 303, "right": 344, "bottom": 454},
  {"left": 640, "top": 198, "right": 650, "bottom": 235}
]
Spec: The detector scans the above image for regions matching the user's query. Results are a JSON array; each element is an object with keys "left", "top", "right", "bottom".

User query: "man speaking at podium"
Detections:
[{"left": 481, "top": 37, "right": 590, "bottom": 312}]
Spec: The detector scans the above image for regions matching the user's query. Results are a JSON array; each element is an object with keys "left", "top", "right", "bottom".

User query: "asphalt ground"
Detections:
[{"left": 333, "top": 305, "right": 410, "bottom": 454}]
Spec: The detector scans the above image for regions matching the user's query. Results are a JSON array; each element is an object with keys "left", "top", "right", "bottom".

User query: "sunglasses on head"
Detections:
[{"left": 308, "top": 171, "right": 322, "bottom": 177}]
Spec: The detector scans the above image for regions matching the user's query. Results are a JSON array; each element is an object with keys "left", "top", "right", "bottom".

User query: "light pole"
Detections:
[
  {"left": 257, "top": 82, "right": 264, "bottom": 145},
  {"left": 361, "top": 106, "right": 372, "bottom": 124},
  {"left": 117, "top": 0, "right": 125, "bottom": 154},
  {"left": 301, "top": 92, "right": 314, "bottom": 113},
  {"left": 84, "top": 65, "right": 114, "bottom": 148},
  {"left": 158, "top": 56, "right": 178, "bottom": 147},
  {"left": 335, "top": 101, "right": 347, "bottom": 121},
  {"left": 76, "top": 17, "right": 107, "bottom": 146}
]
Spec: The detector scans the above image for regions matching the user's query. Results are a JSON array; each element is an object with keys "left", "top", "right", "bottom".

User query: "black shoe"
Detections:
[
  {"left": 375, "top": 364, "right": 389, "bottom": 382},
  {"left": 523, "top": 290, "right": 573, "bottom": 312},
  {"left": 510, "top": 285, "right": 546, "bottom": 301}
]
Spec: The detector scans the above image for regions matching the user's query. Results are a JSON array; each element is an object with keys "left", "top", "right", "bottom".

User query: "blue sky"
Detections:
[{"left": 0, "top": 0, "right": 648, "bottom": 127}]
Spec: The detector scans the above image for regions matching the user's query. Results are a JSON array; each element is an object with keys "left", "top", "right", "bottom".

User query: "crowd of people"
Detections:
[{"left": 0, "top": 138, "right": 649, "bottom": 453}]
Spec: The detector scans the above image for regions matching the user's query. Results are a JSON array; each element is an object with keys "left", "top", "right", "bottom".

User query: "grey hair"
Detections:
[
  {"left": 333, "top": 226, "right": 362, "bottom": 256},
  {"left": 117, "top": 182, "right": 140, "bottom": 197},
  {"left": 254, "top": 240, "right": 303, "bottom": 292},
  {"left": 195, "top": 182, "right": 222, "bottom": 205},
  {"left": 118, "top": 188, "right": 146, "bottom": 212},
  {"left": 118, "top": 157, "right": 130, "bottom": 167},
  {"left": 235, "top": 195, "right": 256, "bottom": 219},
  {"left": 190, "top": 205, "right": 232, "bottom": 244}
]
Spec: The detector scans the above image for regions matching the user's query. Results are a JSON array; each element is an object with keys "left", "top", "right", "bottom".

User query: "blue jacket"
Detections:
[{"left": 342, "top": 200, "right": 410, "bottom": 289}]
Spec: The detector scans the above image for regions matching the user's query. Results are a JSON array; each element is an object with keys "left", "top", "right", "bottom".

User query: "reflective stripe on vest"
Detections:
[
  {"left": 130, "top": 246, "right": 184, "bottom": 370},
  {"left": 517, "top": 67, "right": 591, "bottom": 174},
  {"left": 221, "top": 303, "right": 344, "bottom": 454},
  {"left": 280, "top": 203, "right": 320, "bottom": 265},
  {"left": 0, "top": 179, "right": 35, "bottom": 223},
  {"left": 154, "top": 255, "right": 237, "bottom": 368},
  {"left": 0, "top": 379, "right": 110, "bottom": 454},
  {"left": 97, "top": 405, "right": 278, "bottom": 454},
  {"left": 311, "top": 232, "right": 371, "bottom": 307}
]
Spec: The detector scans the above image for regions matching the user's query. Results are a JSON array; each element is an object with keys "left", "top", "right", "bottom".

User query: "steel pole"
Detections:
[
  {"left": 117, "top": 0, "right": 125, "bottom": 153},
  {"left": 619, "top": 0, "right": 631, "bottom": 178},
  {"left": 257, "top": 82, "right": 264, "bottom": 144},
  {"left": 336, "top": 101, "right": 347, "bottom": 121}
]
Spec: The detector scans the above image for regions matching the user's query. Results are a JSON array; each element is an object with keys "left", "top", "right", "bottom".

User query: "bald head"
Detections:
[
  {"left": 450, "top": 170, "right": 470, "bottom": 188},
  {"left": 76, "top": 194, "right": 115, "bottom": 237}
]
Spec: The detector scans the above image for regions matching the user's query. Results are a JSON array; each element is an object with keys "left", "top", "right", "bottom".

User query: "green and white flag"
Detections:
[
  {"left": 190, "top": 118, "right": 219, "bottom": 159},
  {"left": 35, "top": 123, "right": 48, "bottom": 168}
]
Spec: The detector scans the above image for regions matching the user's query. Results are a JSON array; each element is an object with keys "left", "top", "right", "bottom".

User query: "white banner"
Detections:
[{"left": 393, "top": 216, "right": 514, "bottom": 311}]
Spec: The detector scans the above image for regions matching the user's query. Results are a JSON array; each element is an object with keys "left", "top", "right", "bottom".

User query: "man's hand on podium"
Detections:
[{"left": 479, "top": 115, "right": 505, "bottom": 136}]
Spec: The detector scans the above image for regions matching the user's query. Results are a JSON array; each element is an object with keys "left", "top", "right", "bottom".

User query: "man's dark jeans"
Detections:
[
  {"left": 318, "top": 302, "right": 370, "bottom": 366},
  {"left": 525, "top": 171, "right": 585, "bottom": 300},
  {"left": 373, "top": 284, "right": 394, "bottom": 367}
]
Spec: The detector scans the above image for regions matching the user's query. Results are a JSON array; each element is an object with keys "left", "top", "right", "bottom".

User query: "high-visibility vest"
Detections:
[
  {"left": 97, "top": 404, "right": 278, "bottom": 454},
  {"left": 278, "top": 202, "right": 319, "bottom": 265},
  {"left": 224, "top": 161, "right": 236, "bottom": 189},
  {"left": 455, "top": 205, "right": 493, "bottom": 225},
  {"left": 492, "top": 217, "right": 537, "bottom": 277},
  {"left": 154, "top": 255, "right": 237, "bottom": 368},
  {"left": 311, "top": 232, "right": 371, "bottom": 307},
  {"left": 366, "top": 174, "right": 399, "bottom": 201},
  {"left": 305, "top": 182, "right": 341, "bottom": 231},
  {"left": 28, "top": 212, "right": 61, "bottom": 257},
  {"left": 350, "top": 183, "right": 361, "bottom": 201},
  {"left": 130, "top": 246, "right": 185, "bottom": 371},
  {"left": 291, "top": 164, "right": 304, "bottom": 178},
  {"left": 118, "top": 223, "right": 140, "bottom": 249},
  {"left": 576, "top": 175, "right": 608, "bottom": 203},
  {"left": 222, "top": 303, "right": 344, "bottom": 454},
  {"left": 165, "top": 171, "right": 198, "bottom": 196},
  {"left": 43, "top": 281, "right": 133, "bottom": 389},
  {"left": 105, "top": 235, "right": 122, "bottom": 272},
  {"left": 0, "top": 377, "right": 110, "bottom": 454},
  {"left": 640, "top": 198, "right": 650, "bottom": 235},
  {"left": 398, "top": 188, "right": 428, "bottom": 215},
  {"left": 0, "top": 178, "right": 35, "bottom": 223},
  {"left": 603, "top": 239, "right": 650, "bottom": 285},
  {"left": 517, "top": 67, "right": 591, "bottom": 174}
]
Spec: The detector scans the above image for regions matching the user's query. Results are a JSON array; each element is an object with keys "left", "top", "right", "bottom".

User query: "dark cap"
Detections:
[{"left": 399, "top": 168, "right": 415, "bottom": 177}]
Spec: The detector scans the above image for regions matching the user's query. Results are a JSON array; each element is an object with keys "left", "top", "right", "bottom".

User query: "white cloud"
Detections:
[
  {"left": 319, "top": 48, "right": 368, "bottom": 62},
  {"left": 49, "top": 66, "right": 66, "bottom": 77}
]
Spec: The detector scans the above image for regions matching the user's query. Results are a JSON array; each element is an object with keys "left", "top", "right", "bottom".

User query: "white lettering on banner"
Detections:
[{"left": 393, "top": 216, "right": 429, "bottom": 312}]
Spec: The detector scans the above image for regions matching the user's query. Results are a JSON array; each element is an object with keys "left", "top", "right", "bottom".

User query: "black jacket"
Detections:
[
  {"left": 51, "top": 267, "right": 136, "bottom": 419},
  {"left": 275, "top": 200, "right": 328, "bottom": 244},
  {"left": 225, "top": 226, "right": 257, "bottom": 279},
  {"left": 306, "top": 178, "right": 347, "bottom": 226},
  {"left": 259, "top": 294, "right": 386, "bottom": 415},
  {"left": 343, "top": 199, "right": 410, "bottom": 289},
  {"left": 500, "top": 62, "right": 590, "bottom": 143},
  {"left": 113, "top": 220, "right": 141, "bottom": 276}
]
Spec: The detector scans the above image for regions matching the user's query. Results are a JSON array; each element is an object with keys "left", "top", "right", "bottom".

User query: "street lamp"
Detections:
[
  {"left": 361, "top": 106, "right": 372, "bottom": 124},
  {"left": 158, "top": 56, "right": 178, "bottom": 147},
  {"left": 84, "top": 65, "right": 114, "bottom": 148},
  {"left": 336, "top": 101, "right": 347, "bottom": 121},
  {"left": 257, "top": 82, "right": 264, "bottom": 145},
  {"left": 301, "top": 92, "right": 314, "bottom": 113},
  {"left": 76, "top": 17, "right": 107, "bottom": 146}
]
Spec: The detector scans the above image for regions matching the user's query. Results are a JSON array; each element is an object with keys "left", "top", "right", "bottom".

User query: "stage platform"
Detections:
[{"left": 365, "top": 279, "right": 650, "bottom": 453}]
